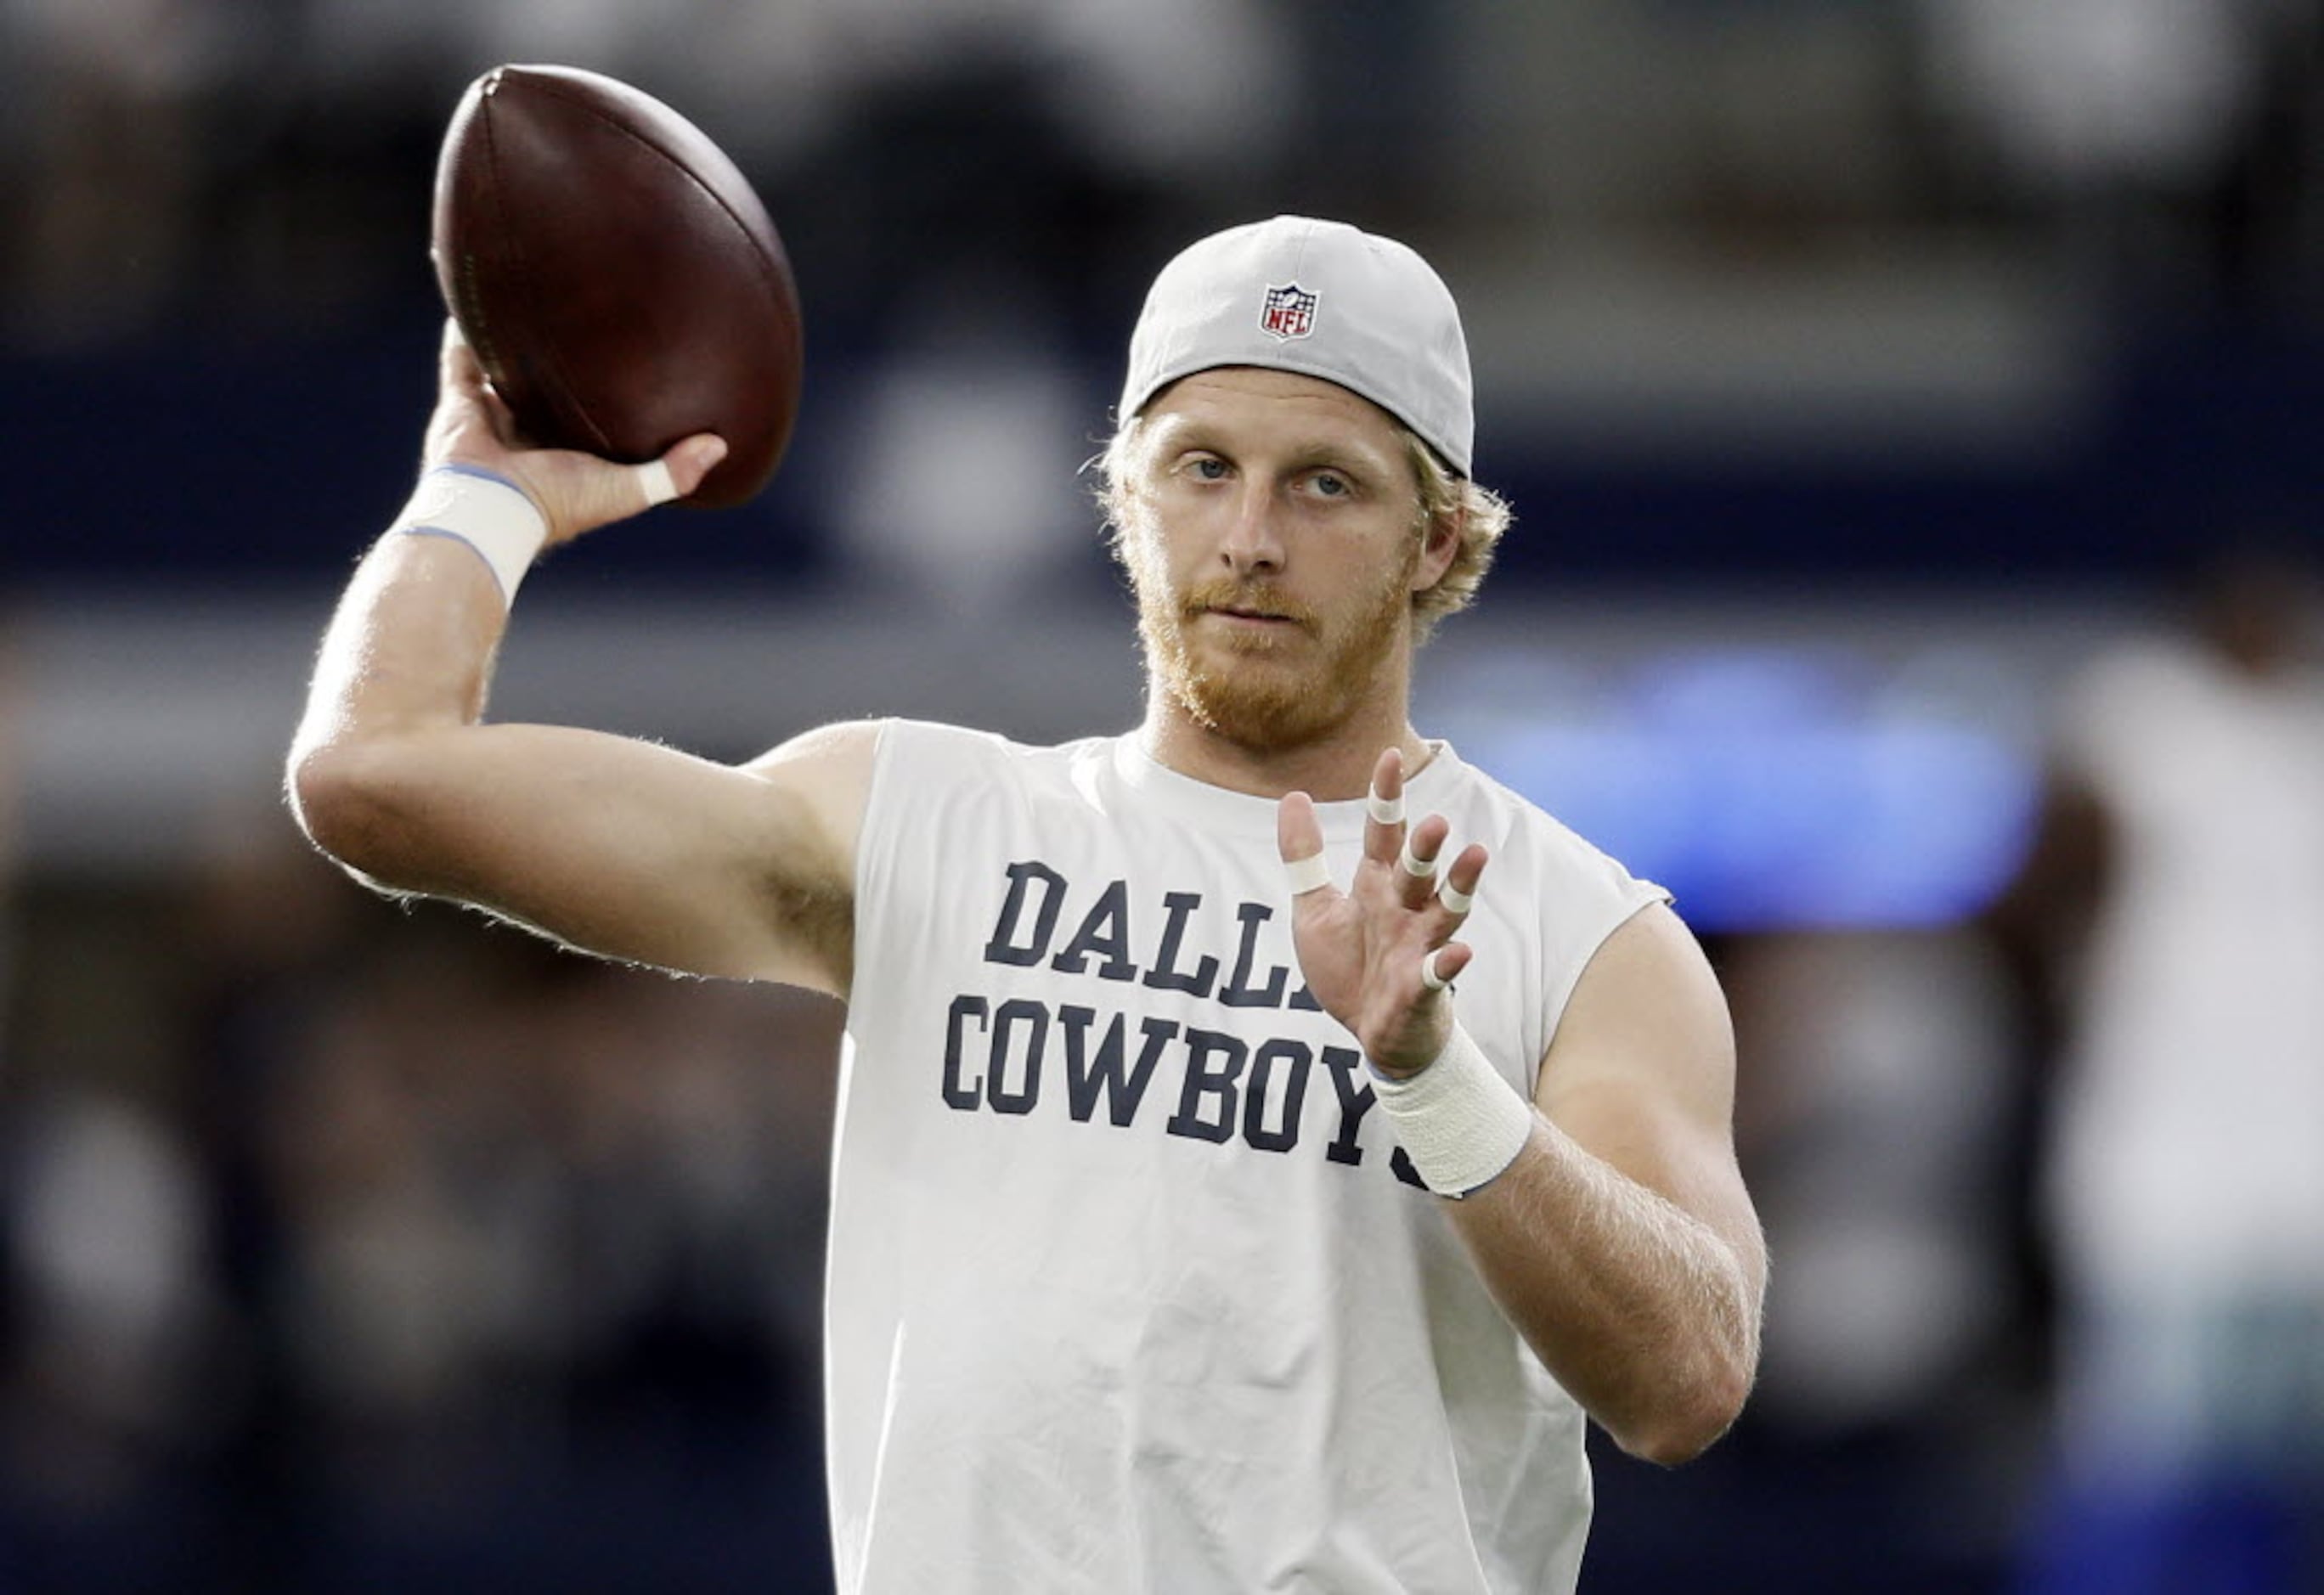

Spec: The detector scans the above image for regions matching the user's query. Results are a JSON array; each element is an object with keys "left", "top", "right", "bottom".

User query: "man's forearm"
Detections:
[
  {"left": 1449, "top": 1116, "right": 1763, "bottom": 1466},
  {"left": 287, "top": 531, "right": 513, "bottom": 870}
]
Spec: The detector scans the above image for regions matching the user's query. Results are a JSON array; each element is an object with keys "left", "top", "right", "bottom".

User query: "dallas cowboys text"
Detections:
[{"left": 941, "top": 861, "right": 1427, "bottom": 1187}]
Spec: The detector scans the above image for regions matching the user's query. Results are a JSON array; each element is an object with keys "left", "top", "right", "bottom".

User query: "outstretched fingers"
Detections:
[
  {"left": 1415, "top": 844, "right": 1487, "bottom": 995},
  {"left": 1396, "top": 813, "right": 1452, "bottom": 912},
  {"left": 1439, "top": 840, "right": 1486, "bottom": 921},
  {"left": 1278, "top": 790, "right": 1335, "bottom": 899},
  {"left": 1368, "top": 744, "right": 1492, "bottom": 1001},
  {"left": 1352, "top": 747, "right": 1495, "bottom": 1005},
  {"left": 1366, "top": 746, "right": 1486, "bottom": 923},
  {"left": 1419, "top": 943, "right": 1470, "bottom": 993},
  {"left": 1364, "top": 746, "right": 1408, "bottom": 865},
  {"left": 1278, "top": 753, "right": 1492, "bottom": 1065},
  {"left": 1369, "top": 748, "right": 1448, "bottom": 913}
]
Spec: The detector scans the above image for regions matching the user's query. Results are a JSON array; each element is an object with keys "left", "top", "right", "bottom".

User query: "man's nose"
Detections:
[{"left": 1219, "top": 483, "right": 1284, "bottom": 573}]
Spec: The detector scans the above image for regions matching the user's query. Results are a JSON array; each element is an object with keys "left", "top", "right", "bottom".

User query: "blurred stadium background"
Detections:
[{"left": 1, "top": 2, "right": 2320, "bottom": 1591}]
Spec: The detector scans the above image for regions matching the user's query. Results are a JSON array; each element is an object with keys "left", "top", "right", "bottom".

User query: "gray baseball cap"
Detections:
[{"left": 1117, "top": 215, "right": 1475, "bottom": 476}]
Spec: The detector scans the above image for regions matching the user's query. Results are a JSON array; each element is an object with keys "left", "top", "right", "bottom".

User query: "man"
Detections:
[
  {"left": 2006, "top": 542, "right": 2324, "bottom": 1593},
  {"left": 290, "top": 216, "right": 1765, "bottom": 1592}
]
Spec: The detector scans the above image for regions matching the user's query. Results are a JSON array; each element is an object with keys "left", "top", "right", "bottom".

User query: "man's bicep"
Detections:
[{"left": 1535, "top": 904, "right": 1761, "bottom": 1264}]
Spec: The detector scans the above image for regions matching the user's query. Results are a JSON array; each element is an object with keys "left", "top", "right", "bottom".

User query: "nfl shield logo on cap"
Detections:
[{"left": 1258, "top": 283, "right": 1317, "bottom": 341}]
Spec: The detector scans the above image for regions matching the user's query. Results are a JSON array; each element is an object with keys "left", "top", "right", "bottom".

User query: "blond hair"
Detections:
[{"left": 1094, "top": 417, "right": 1510, "bottom": 644}]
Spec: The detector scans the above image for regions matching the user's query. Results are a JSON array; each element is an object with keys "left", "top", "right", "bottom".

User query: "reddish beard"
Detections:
[{"left": 1131, "top": 544, "right": 1419, "bottom": 753}]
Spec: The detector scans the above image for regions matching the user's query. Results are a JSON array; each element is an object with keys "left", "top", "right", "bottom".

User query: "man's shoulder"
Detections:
[
  {"left": 868, "top": 720, "right": 1122, "bottom": 808},
  {"left": 876, "top": 719, "right": 1114, "bottom": 767}
]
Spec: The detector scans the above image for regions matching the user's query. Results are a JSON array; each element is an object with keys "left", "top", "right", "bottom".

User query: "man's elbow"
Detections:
[
  {"left": 285, "top": 736, "right": 427, "bottom": 889},
  {"left": 1607, "top": 1358, "right": 1754, "bottom": 1468}
]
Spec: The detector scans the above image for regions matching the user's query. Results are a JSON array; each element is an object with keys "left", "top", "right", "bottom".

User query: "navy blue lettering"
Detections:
[
  {"left": 1317, "top": 1045, "right": 1374, "bottom": 1166},
  {"left": 1058, "top": 1006, "right": 1177, "bottom": 1127},
  {"left": 942, "top": 995, "right": 989, "bottom": 1111},
  {"left": 1240, "top": 1040, "right": 1311, "bottom": 1153},
  {"left": 1050, "top": 880, "right": 1139, "bottom": 982},
  {"left": 1166, "top": 1027, "right": 1246, "bottom": 1142},
  {"left": 1219, "top": 901, "right": 1292, "bottom": 1009},
  {"left": 1142, "top": 892, "right": 1221, "bottom": 998},
  {"left": 983, "top": 861, "right": 1066, "bottom": 967},
  {"left": 987, "top": 999, "right": 1048, "bottom": 1116},
  {"left": 1289, "top": 982, "right": 1323, "bottom": 1012},
  {"left": 940, "top": 989, "right": 1447, "bottom": 1192}
]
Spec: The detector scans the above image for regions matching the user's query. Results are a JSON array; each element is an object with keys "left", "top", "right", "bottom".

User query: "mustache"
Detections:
[{"left": 1177, "top": 580, "right": 1319, "bottom": 634}]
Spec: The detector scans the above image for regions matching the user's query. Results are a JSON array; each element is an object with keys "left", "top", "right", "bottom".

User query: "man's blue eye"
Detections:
[{"left": 1193, "top": 458, "right": 1227, "bottom": 480}]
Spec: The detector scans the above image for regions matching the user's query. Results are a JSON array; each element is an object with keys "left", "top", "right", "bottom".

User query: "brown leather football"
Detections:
[{"left": 432, "top": 65, "right": 802, "bottom": 509}]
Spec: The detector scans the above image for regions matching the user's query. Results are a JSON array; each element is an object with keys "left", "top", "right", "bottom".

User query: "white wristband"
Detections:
[
  {"left": 393, "top": 465, "right": 549, "bottom": 605},
  {"left": 1369, "top": 1023, "right": 1532, "bottom": 1198}
]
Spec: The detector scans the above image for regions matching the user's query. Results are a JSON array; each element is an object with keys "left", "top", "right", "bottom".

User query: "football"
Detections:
[{"left": 431, "top": 65, "right": 802, "bottom": 509}]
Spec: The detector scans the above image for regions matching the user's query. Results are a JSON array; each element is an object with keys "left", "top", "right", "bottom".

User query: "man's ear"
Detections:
[{"left": 1411, "top": 502, "right": 1464, "bottom": 595}]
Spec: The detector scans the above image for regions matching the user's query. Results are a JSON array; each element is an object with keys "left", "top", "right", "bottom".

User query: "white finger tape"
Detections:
[
  {"left": 393, "top": 465, "right": 548, "bottom": 606},
  {"left": 1439, "top": 880, "right": 1475, "bottom": 916},
  {"left": 1370, "top": 1023, "right": 1532, "bottom": 1198},
  {"left": 1419, "top": 946, "right": 1452, "bottom": 992},
  {"left": 1399, "top": 837, "right": 1439, "bottom": 879},
  {"left": 637, "top": 457, "right": 679, "bottom": 509},
  {"left": 1367, "top": 786, "right": 1405, "bottom": 826},
  {"left": 1284, "top": 851, "right": 1333, "bottom": 896}
]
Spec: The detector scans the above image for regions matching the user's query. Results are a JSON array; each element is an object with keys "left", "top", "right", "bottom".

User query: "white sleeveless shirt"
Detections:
[{"left": 832, "top": 723, "right": 1668, "bottom": 1593}]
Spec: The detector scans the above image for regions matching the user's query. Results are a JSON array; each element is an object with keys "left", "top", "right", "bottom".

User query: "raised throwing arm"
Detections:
[{"left": 287, "top": 324, "right": 875, "bottom": 996}]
